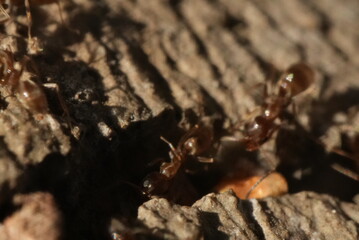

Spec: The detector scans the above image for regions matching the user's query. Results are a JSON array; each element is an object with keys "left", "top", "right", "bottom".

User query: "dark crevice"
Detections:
[
  {"left": 238, "top": 199, "right": 265, "bottom": 240},
  {"left": 198, "top": 211, "right": 229, "bottom": 240},
  {"left": 0, "top": 137, "right": 24, "bottom": 171}
]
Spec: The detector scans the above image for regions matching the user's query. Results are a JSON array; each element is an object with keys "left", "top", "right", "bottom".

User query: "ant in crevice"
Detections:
[
  {"left": 241, "top": 63, "right": 315, "bottom": 151},
  {"left": 0, "top": 0, "right": 64, "bottom": 54},
  {"left": 216, "top": 63, "right": 315, "bottom": 199},
  {"left": 142, "top": 124, "right": 214, "bottom": 197},
  {"left": 219, "top": 63, "right": 359, "bottom": 199}
]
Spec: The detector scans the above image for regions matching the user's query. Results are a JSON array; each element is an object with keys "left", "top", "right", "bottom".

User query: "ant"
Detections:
[
  {"left": 142, "top": 124, "right": 214, "bottom": 196},
  {"left": 0, "top": 0, "right": 63, "bottom": 53},
  {"left": 0, "top": 47, "right": 71, "bottom": 119},
  {"left": 242, "top": 63, "right": 315, "bottom": 151},
  {"left": 215, "top": 63, "right": 315, "bottom": 199},
  {"left": 0, "top": 48, "right": 49, "bottom": 113}
]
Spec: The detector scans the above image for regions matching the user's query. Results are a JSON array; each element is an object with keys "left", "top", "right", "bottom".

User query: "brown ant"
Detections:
[
  {"left": 142, "top": 124, "right": 214, "bottom": 196},
  {"left": 0, "top": 0, "right": 63, "bottom": 53},
  {"left": 215, "top": 63, "right": 315, "bottom": 199},
  {"left": 0, "top": 48, "right": 49, "bottom": 113},
  {"left": 242, "top": 63, "right": 315, "bottom": 151}
]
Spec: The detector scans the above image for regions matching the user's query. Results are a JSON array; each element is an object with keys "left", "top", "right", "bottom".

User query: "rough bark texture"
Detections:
[
  {"left": 0, "top": 0, "right": 358, "bottom": 239},
  {"left": 139, "top": 191, "right": 359, "bottom": 240}
]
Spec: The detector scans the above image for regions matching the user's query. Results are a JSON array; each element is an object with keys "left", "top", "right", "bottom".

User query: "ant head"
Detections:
[
  {"left": 279, "top": 63, "right": 314, "bottom": 97},
  {"left": 182, "top": 126, "right": 213, "bottom": 156},
  {"left": 142, "top": 172, "right": 170, "bottom": 196}
]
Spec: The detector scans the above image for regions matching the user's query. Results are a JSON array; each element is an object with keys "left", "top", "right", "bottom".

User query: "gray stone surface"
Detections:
[{"left": 138, "top": 191, "right": 359, "bottom": 240}]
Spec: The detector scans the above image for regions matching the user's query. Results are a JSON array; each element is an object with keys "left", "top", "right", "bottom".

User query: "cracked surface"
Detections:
[
  {"left": 0, "top": 0, "right": 358, "bottom": 239},
  {"left": 140, "top": 191, "right": 358, "bottom": 240}
]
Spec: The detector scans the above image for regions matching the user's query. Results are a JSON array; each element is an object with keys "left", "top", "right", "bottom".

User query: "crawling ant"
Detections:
[
  {"left": 0, "top": 0, "right": 63, "bottom": 53},
  {"left": 0, "top": 48, "right": 49, "bottom": 113},
  {"left": 215, "top": 63, "right": 314, "bottom": 199},
  {"left": 142, "top": 124, "right": 214, "bottom": 196},
  {"left": 242, "top": 63, "right": 315, "bottom": 151}
]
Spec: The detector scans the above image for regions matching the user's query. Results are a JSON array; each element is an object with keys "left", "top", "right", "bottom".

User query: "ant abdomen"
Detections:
[{"left": 18, "top": 79, "right": 48, "bottom": 113}]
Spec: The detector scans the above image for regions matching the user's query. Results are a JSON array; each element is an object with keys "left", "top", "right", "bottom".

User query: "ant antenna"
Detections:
[
  {"left": 245, "top": 170, "right": 274, "bottom": 199},
  {"left": 160, "top": 135, "right": 182, "bottom": 161},
  {"left": 117, "top": 179, "right": 147, "bottom": 196},
  {"left": 160, "top": 136, "right": 176, "bottom": 151},
  {"left": 0, "top": 5, "right": 9, "bottom": 23},
  {"left": 95, "top": 179, "right": 148, "bottom": 198}
]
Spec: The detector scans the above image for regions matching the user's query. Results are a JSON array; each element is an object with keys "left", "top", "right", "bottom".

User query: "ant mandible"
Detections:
[
  {"left": 242, "top": 63, "right": 315, "bottom": 151},
  {"left": 142, "top": 124, "right": 214, "bottom": 196}
]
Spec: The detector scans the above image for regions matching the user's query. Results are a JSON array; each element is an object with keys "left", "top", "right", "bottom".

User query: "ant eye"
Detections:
[{"left": 142, "top": 179, "right": 153, "bottom": 192}]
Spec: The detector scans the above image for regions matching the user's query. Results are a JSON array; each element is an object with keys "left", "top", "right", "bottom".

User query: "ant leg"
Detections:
[
  {"left": 289, "top": 113, "right": 359, "bottom": 181},
  {"left": 245, "top": 170, "right": 274, "bottom": 199},
  {"left": 146, "top": 157, "right": 164, "bottom": 167},
  {"left": 197, "top": 156, "right": 214, "bottom": 163},
  {"left": 24, "top": 0, "right": 42, "bottom": 54},
  {"left": 291, "top": 101, "right": 297, "bottom": 118},
  {"left": 160, "top": 135, "right": 182, "bottom": 162},
  {"left": 263, "top": 82, "right": 269, "bottom": 99},
  {"left": 0, "top": 5, "right": 10, "bottom": 23},
  {"left": 24, "top": 0, "right": 33, "bottom": 44},
  {"left": 331, "top": 162, "right": 359, "bottom": 181},
  {"left": 160, "top": 136, "right": 176, "bottom": 152},
  {"left": 42, "top": 82, "right": 72, "bottom": 127}
]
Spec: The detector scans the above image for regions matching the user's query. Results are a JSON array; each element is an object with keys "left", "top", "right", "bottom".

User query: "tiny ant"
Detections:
[
  {"left": 215, "top": 63, "right": 314, "bottom": 199},
  {"left": 0, "top": 47, "right": 71, "bottom": 121},
  {"left": 0, "top": 0, "right": 63, "bottom": 53},
  {"left": 242, "top": 63, "right": 315, "bottom": 151},
  {"left": 0, "top": 48, "right": 48, "bottom": 113},
  {"left": 142, "top": 124, "right": 214, "bottom": 196}
]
